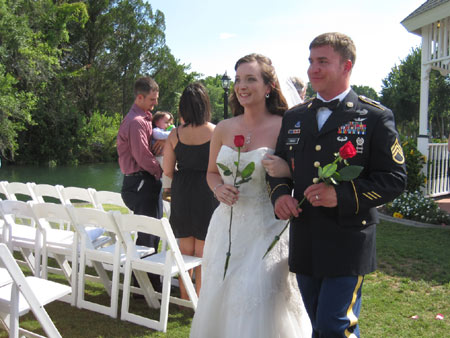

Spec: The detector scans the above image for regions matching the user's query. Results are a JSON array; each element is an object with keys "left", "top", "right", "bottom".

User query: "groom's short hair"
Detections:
[{"left": 309, "top": 32, "right": 356, "bottom": 66}]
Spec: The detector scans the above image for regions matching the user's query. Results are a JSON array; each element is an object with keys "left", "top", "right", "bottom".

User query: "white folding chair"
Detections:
[
  {"left": 113, "top": 212, "right": 201, "bottom": 332},
  {"left": 68, "top": 206, "right": 154, "bottom": 318},
  {"left": 30, "top": 202, "right": 78, "bottom": 306},
  {"left": 0, "top": 243, "right": 71, "bottom": 338},
  {"left": 0, "top": 181, "right": 11, "bottom": 200},
  {"left": 0, "top": 200, "right": 41, "bottom": 277},
  {"left": 3, "top": 182, "right": 37, "bottom": 202},
  {"left": 59, "top": 186, "right": 110, "bottom": 246},
  {"left": 68, "top": 206, "right": 120, "bottom": 317},
  {"left": 89, "top": 189, "right": 131, "bottom": 213},
  {"left": 58, "top": 186, "right": 97, "bottom": 208},
  {"left": 29, "top": 184, "right": 65, "bottom": 205}
]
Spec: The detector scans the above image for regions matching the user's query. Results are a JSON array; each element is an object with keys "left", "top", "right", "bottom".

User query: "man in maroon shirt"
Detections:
[{"left": 117, "top": 76, "right": 163, "bottom": 291}]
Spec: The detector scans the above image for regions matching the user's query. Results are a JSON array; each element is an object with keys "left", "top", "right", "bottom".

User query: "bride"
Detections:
[{"left": 190, "top": 54, "right": 311, "bottom": 337}]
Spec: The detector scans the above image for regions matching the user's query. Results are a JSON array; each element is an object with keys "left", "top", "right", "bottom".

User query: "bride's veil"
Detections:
[{"left": 279, "top": 76, "right": 303, "bottom": 108}]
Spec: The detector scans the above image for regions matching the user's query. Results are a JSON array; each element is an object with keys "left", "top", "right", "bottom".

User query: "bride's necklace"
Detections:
[{"left": 240, "top": 116, "right": 256, "bottom": 147}]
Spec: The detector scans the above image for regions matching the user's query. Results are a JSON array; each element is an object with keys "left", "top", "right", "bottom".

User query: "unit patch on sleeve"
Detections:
[{"left": 391, "top": 138, "right": 405, "bottom": 164}]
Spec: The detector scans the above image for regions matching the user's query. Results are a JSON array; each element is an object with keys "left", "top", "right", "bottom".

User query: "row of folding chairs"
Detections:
[
  {"left": 0, "top": 182, "right": 192, "bottom": 332},
  {"left": 0, "top": 181, "right": 129, "bottom": 282},
  {"left": 0, "top": 181, "right": 127, "bottom": 211},
  {"left": 0, "top": 199, "right": 199, "bottom": 332}
]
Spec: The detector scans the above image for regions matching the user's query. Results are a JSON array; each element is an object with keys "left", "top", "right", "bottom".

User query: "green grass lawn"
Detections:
[{"left": 1, "top": 219, "right": 449, "bottom": 337}]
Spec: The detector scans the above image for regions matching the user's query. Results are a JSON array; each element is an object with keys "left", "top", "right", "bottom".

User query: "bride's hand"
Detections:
[
  {"left": 215, "top": 183, "right": 239, "bottom": 206},
  {"left": 262, "top": 154, "right": 291, "bottom": 178}
]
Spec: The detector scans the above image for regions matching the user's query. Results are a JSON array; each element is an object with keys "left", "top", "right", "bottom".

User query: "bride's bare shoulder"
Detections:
[
  {"left": 267, "top": 114, "right": 282, "bottom": 127},
  {"left": 215, "top": 116, "right": 240, "bottom": 131}
]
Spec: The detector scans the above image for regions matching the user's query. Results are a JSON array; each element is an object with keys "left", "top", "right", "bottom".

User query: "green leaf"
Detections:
[
  {"left": 217, "top": 162, "right": 230, "bottom": 172},
  {"left": 241, "top": 162, "right": 255, "bottom": 178},
  {"left": 236, "top": 177, "right": 252, "bottom": 185},
  {"left": 321, "top": 163, "right": 337, "bottom": 178},
  {"left": 318, "top": 166, "right": 323, "bottom": 177},
  {"left": 332, "top": 171, "right": 341, "bottom": 182},
  {"left": 338, "top": 165, "right": 364, "bottom": 181},
  {"left": 234, "top": 161, "right": 239, "bottom": 167},
  {"left": 223, "top": 170, "right": 232, "bottom": 176}
]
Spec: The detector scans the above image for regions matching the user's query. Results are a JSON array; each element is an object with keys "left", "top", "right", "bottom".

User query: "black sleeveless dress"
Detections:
[{"left": 169, "top": 129, "right": 219, "bottom": 240}]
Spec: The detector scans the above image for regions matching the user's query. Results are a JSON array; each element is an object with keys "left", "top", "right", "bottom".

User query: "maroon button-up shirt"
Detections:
[{"left": 117, "top": 104, "right": 162, "bottom": 179}]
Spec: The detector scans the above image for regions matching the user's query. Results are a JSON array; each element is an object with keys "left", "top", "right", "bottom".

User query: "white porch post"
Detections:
[{"left": 417, "top": 26, "right": 431, "bottom": 157}]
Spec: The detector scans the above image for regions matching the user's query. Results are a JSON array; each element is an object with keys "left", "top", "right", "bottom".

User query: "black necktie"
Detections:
[{"left": 311, "top": 98, "right": 340, "bottom": 110}]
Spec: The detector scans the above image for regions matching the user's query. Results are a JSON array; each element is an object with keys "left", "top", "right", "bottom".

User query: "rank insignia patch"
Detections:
[
  {"left": 391, "top": 138, "right": 405, "bottom": 164},
  {"left": 295, "top": 121, "right": 301, "bottom": 128}
]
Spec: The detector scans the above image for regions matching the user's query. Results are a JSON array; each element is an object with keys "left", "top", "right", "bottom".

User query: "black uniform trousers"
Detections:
[{"left": 121, "top": 172, "right": 162, "bottom": 291}]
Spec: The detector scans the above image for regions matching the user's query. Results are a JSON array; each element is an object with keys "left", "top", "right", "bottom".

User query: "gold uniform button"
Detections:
[
  {"left": 314, "top": 161, "right": 320, "bottom": 167},
  {"left": 289, "top": 146, "right": 293, "bottom": 151},
  {"left": 315, "top": 145, "right": 321, "bottom": 151},
  {"left": 312, "top": 177, "right": 319, "bottom": 184},
  {"left": 362, "top": 220, "right": 367, "bottom": 225}
]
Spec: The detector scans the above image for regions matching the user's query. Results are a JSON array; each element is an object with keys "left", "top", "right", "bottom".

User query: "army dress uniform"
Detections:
[
  {"left": 268, "top": 89, "right": 407, "bottom": 277},
  {"left": 268, "top": 89, "right": 407, "bottom": 336}
]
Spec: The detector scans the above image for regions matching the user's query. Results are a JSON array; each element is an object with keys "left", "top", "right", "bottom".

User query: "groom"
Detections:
[{"left": 268, "top": 32, "right": 407, "bottom": 337}]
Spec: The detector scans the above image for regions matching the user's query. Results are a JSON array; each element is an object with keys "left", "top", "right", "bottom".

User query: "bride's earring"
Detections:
[{"left": 265, "top": 93, "right": 270, "bottom": 99}]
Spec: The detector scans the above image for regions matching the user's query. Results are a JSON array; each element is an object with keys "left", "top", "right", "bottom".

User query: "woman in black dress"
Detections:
[{"left": 163, "top": 82, "right": 218, "bottom": 299}]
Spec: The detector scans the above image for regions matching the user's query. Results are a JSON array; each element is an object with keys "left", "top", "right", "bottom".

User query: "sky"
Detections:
[{"left": 148, "top": 0, "right": 426, "bottom": 93}]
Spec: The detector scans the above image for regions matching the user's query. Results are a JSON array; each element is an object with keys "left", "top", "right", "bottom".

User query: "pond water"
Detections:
[{"left": 0, "top": 162, "right": 123, "bottom": 192}]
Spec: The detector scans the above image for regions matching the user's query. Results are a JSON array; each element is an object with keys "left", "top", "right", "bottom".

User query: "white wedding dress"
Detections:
[{"left": 190, "top": 146, "right": 311, "bottom": 338}]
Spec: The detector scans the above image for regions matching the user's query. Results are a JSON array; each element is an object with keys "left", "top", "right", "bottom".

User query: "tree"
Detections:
[
  {"left": 0, "top": 0, "right": 87, "bottom": 161},
  {"left": 201, "top": 75, "right": 228, "bottom": 123},
  {"left": 352, "top": 85, "right": 379, "bottom": 101},
  {"left": 153, "top": 48, "right": 199, "bottom": 121},
  {"left": 8, "top": 0, "right": 196, "bottom": 164},
  {"left": 380, "top": 47, "right": 450, "bottom": 139}
]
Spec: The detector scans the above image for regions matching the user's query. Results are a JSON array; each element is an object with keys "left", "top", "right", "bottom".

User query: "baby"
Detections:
[
  {"left": 152, "top": 111, "right": 173, "bottom": 148},
  {"left": 152, "top": 111, "right": 174, "bottom": 200}
]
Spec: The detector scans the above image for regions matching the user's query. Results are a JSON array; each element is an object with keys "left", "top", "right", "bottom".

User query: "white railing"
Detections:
[{"left": 427, "top": 143, "right": 450, "bottom": 197}]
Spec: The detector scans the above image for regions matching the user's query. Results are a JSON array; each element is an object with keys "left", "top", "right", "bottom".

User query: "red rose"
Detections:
[
  {"left": 339, "top": 141, "right": 357, "bottom": 159},
  {"left": 234, "top": 135, "right": 245, "bottom": 148}
]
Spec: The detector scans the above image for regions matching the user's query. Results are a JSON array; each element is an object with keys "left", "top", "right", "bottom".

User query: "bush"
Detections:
[
  {"left": 77, "top": 111, "right": 122, "bottom": 163},
  {"left": 400, "top": 137, "right": 427, "bottom": 192},
  {"left": 386, "top": 190, "right": 450, "bottom": 225}
]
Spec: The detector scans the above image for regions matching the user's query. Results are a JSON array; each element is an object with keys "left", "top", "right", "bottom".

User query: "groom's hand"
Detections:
[
  {"left": 274, "top": 195, "right": 301, "bottom": 220},
  {"left": 304, "top": 183, "right": 337, "bottom": 208}
]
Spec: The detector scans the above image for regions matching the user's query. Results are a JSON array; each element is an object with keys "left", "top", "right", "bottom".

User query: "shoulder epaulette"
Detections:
[{"left": 358, "top": 95, "right": 385, "bottom": 110}]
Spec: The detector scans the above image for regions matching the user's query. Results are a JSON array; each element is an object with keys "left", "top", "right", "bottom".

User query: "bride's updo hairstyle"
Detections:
[{"left": 229, "top": 53, "right": 288, "bottom": 117}]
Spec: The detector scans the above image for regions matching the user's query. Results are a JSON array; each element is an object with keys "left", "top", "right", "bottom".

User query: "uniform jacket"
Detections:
[{"left": 268, "top": 89, "right": 407, "bottom": 277}]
